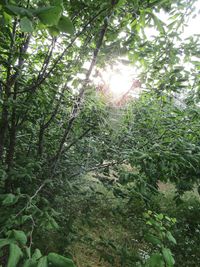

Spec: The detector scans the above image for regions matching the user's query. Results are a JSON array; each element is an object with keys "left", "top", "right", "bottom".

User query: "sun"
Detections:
[
  {"left": 93, "top": 61, "right": 141, "bottom": 105},
  {"left": 109, "top": 71, "right": 132, "bottom": 96}
]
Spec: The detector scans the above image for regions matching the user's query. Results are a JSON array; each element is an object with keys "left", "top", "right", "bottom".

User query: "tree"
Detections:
[{"left": 0, "top": 0, "right": 199, "bottom": 266}]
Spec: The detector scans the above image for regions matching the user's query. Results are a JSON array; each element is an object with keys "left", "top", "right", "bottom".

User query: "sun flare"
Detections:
[{"left": 93, "top": 61, "right": 141, "bottom": 105}]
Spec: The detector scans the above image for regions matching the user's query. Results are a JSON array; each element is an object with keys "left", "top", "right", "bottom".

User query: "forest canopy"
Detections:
[{"left": 0, "top": 0, "right": 200, "bottom": 266}]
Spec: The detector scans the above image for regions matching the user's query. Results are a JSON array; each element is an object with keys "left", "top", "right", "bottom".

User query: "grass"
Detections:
[{"left": 66, "top": 180, "right": 200, "bottom": 267}]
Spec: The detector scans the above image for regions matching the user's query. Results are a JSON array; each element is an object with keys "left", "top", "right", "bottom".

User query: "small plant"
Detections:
[
  {"left": 143, "top": 211, "right": 177, "bottom": 267},
  {"left": 0, "top": 229, "right": 76, "bottom": 267}
]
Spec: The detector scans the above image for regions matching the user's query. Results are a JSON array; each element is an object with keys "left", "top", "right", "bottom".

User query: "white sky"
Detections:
[
  {"left": 183, "top": 1, "right": 200, "bottom": 38},
  {"left": 145, "top": 0, "right": 200, "bottom": 39}
]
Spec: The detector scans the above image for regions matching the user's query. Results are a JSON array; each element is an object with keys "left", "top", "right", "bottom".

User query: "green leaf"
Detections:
[
  {"left": 116, "top": 0, "right": 125, "bottom": 7},
  {"left": 5, "top": 4, "right": 25, "bottom": 15},
  {"left": 38, "top": 256, "right": 48, "bottom": 267},
  {"left": 48, "top": 26, "right": 60, "bottom": 36},
  {"left": 3, "top": 11, "right": 12, "bottom": 24},
  {"left": 32, "top": 6, "right": 55, "bottom": 15},
  {"left": 21, "top": 215, "right": 32, "bottom": 223},
  {"left": 47, "top": 253, "right": 76, "bottom": 267},
  {"left": 24, "top": 246, "right": 31, "bottom": 259},
  {"left": 12, "top": 230, "right": 27, "bottom": 245},
  {"left": 162, "top": 247, "right": 175, "bottom": 266},
  {"left": 22, "top": 259, "right": 37, "bottom": 267},
  {"left": 1, "top": 193, "right": 18, "bottom": 206},
  {"left": 168, "top": 21, "right": 177, "bottom": 30},
  {"left": 7, "top": 244, "right": 23, "bottom": 267},
  {"left": 151, "top": 13, "right": 165, "bottom": 33},
  {"left": 20, "top": 17, "right": 33, "bottom": 32},
  {"left": 57, "top": 16, "right": 74, "bottom": 34},
  {"left": 5, "top": 4, "right": 32, "bottom": 17},
  {"left": 49, "top": 217, "right": 59, "bottom": 229},
  {"left": 146, "top": 253, "right": 165, "bottom": 267},
  {"left": 50, "top": 0, "right": 63, "bottom": 6},
  {"left": 157, "top": 213, "right": 164, "bottom": 220},
  {"left": 32, "top": 249, "right": 42, "bottom": 260},
  {"left": 36, "top": 5, "right": 62, "bottom": 26},
  {"left": 166, "top": 231, "right": 176, "bottom": 244},
  {"left": 145, "top": 234, "right": 162, "bottom": 245},
  {"left": 0, "top": 239, "right": 12, "bottom": 249},
  {"left": 140, "top": 11, "right": 145, "bottom": 27}
]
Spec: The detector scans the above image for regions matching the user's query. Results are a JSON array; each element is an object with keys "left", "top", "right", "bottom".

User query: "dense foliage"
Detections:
[{"left": 0, "top": 0, "right": 200, "bottom": 266}]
